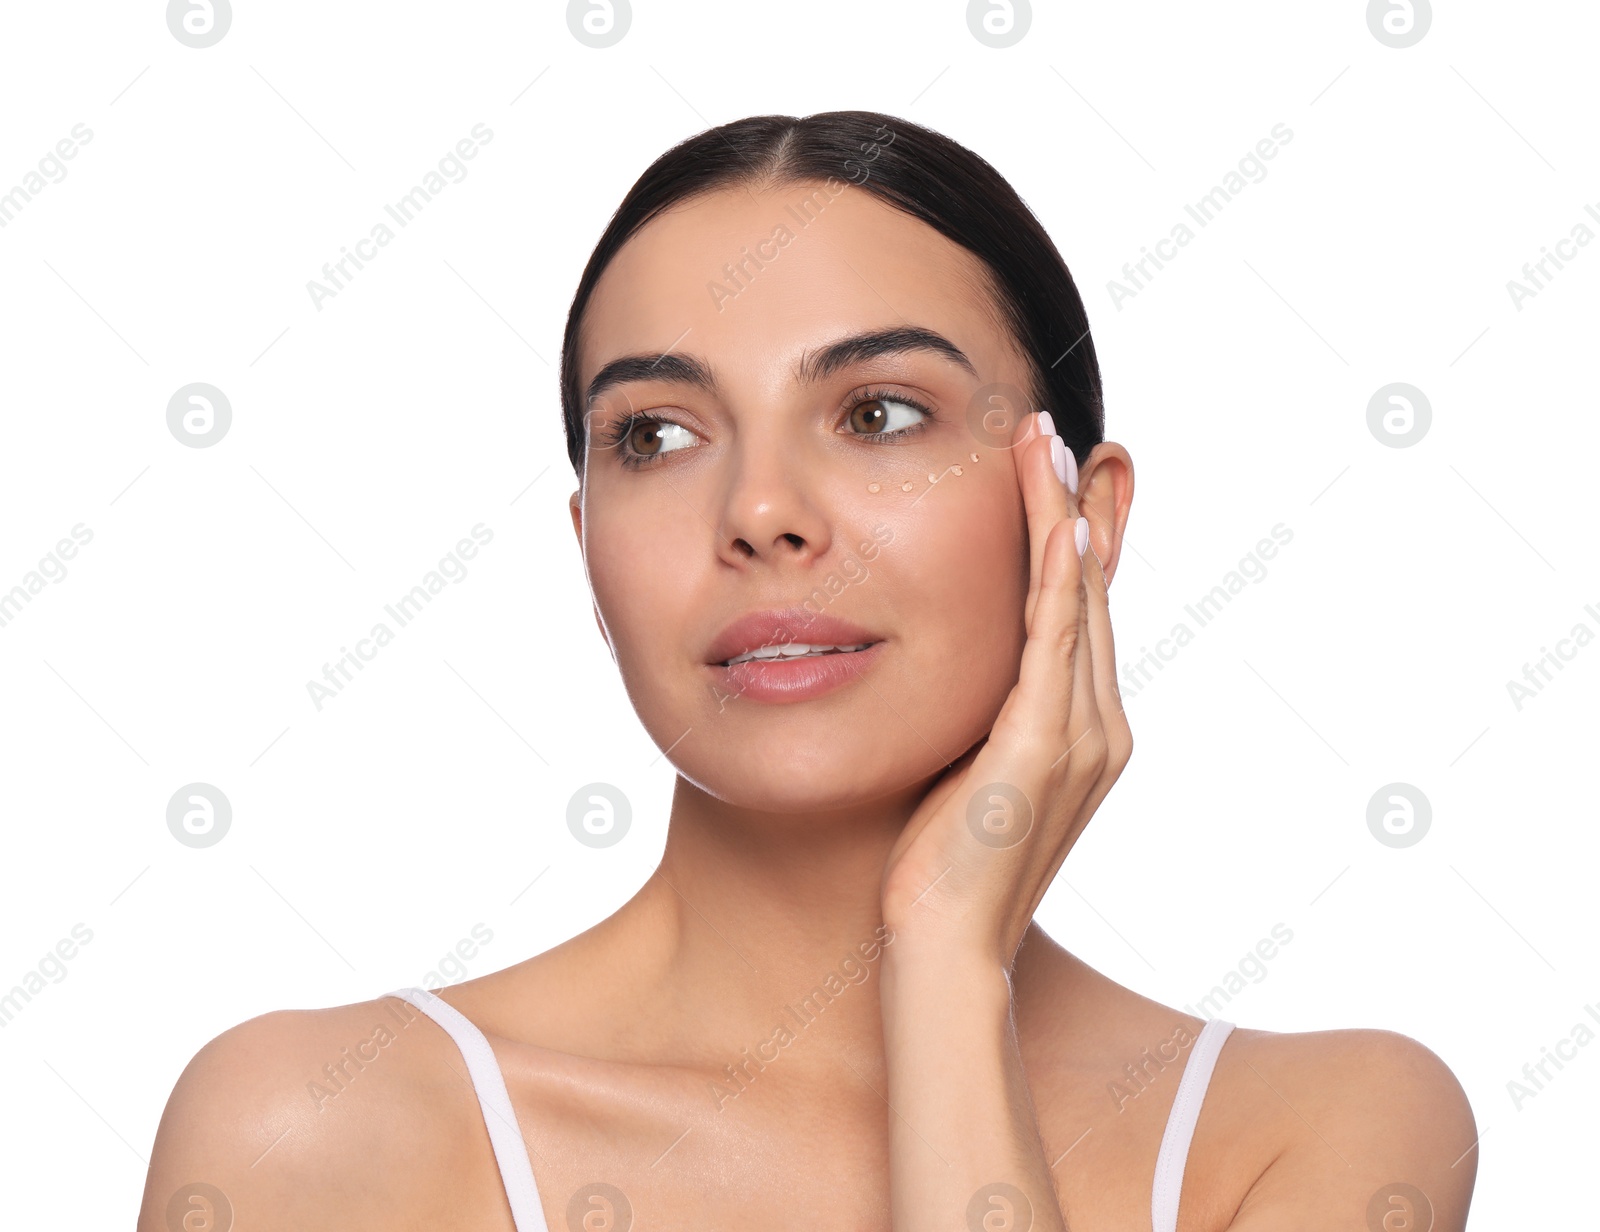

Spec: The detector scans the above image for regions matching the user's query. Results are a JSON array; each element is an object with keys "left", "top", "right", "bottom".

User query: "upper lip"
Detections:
[{"left": 705, "top": 607, "right": 883, "bottom": 666}]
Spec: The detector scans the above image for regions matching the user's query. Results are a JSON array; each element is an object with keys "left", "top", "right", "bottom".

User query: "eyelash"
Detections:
[{"left": 597, "top": 387, "right": 938, "bottom": 471}]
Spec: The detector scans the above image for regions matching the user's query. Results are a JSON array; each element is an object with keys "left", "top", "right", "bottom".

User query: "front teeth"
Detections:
[{"left": 725, "top": 642, "right": 874, "bottom": 667}]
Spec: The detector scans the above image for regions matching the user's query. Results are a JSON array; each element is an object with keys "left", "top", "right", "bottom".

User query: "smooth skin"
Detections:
[{"left": 139, "top": 180, "right": 1477, "bottom": 1230}]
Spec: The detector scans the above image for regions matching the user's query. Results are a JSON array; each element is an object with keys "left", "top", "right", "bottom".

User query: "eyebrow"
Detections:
[{"left": 583, "top": 325, "right": 977, "bottom": 409}]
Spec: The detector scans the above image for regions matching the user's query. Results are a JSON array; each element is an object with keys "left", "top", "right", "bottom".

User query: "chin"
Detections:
[
  {"left": 668, "top": 723, "right": 971, "bottom": 819},
  {"left": 677, "top": 741, "right": 880, "bottom": 811}
]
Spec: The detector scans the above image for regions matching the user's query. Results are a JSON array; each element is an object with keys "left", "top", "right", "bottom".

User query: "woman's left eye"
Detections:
[{"left": 843, "top": 392, "right": 934, "bottom": 440}]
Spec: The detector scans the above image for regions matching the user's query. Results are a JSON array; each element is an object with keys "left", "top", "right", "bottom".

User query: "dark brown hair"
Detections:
[{"left": 559, "top": 109, "right": 1103, "bottom": 478}]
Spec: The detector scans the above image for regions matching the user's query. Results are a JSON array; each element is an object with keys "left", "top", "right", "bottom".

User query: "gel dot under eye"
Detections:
[{"left": 868, "top": 482, "right": 881, "bottom": 493}]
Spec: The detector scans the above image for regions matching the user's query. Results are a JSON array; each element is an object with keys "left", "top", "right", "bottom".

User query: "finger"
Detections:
[
  {"left": 989, "top": 515, "right": 1107, "bottom": 896},
  {"left": 1079, "top": 526, "right": 1127, "bottom": 729},
  {"left": 1059, "top": 529, "right": 1132, "bottom": 844},
  {"left": 1023, "top": 519, "right": 1107, "bottom": 890},
  {"left": 1008, "top": 410, "right": 1055, "bottom": 636},
  {"left": 1059, "top": 516, "right": 1105, "bottom": 780},
  {"left": 1011, "top": 411, "right": 1076, "bottom": 633},
  {"left": 997, "top": 512, "right": 1090, "bottom": 753}
]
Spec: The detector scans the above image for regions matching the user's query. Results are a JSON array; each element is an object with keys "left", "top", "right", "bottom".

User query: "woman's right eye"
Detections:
[{"left": 611, "top": 417, "right": 701, "bottom": 468}]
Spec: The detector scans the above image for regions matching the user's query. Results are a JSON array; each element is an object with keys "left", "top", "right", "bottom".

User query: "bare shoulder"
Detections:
[
  {"left": 1213, "top": 1025, "right": 1479, "bottom": 1231},
  {"left": 137, "top": 994, "right": 511, "bottom": 1232},
  {"left": 1009, "top": 934, "right": 1478, "bottom": 1229}
]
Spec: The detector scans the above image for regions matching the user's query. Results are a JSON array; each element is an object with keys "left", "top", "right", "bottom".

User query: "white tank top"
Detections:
[{"left": 386, "top": 986, "right": 1234, "bottom": 1232}]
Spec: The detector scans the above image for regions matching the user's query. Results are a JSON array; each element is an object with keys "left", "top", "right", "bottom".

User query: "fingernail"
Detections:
[
  {"left": 1074, "top": 516, "right": 1089, "bottom": 558},
  {"left": 1049, "top": 436, "right": 1068, "bottom": 485},
  {"left": 1038, "top": 411, "right": 1057, "bottom": 438},
  {"left": 1049, "top": 437, "right": 1079, "bottom": 493}
]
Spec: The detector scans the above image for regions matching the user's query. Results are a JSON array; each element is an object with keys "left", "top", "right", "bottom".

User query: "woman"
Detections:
[{"left": 140, "top": 111, "right": 1476, "bottom": 1231}]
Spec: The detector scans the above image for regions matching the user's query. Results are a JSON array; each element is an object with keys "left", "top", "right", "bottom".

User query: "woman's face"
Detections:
[{"left": 571, "top": 178, "right": 1044, "bottom": 813}]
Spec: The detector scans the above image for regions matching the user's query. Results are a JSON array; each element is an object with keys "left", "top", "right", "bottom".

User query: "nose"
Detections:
[{"left": 713, "top": 430, "right": 833, "bottom": 569}]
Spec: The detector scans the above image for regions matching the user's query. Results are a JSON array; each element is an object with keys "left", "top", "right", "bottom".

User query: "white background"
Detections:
[{"left": 1, "top": 1, "right": 1595, "bottom": 1225}]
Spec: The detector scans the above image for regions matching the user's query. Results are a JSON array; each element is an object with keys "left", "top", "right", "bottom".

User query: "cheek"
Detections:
[
  {"left": 886, "top": 456, "right": 1027, "bottom": 615},
  {"left": 580, "top": 451, "right": 1031, "bottom": 790},
  {"left": 871, "top": 464, "right": 1030, "bottom": 713},
  {"left": 584, "top": 507, "right": 690, "bottom": 678}
]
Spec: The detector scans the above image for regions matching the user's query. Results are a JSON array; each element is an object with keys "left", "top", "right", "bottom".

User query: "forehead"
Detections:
[{"left": 578, "top": 180, "right": 1018, "bottom": 393}]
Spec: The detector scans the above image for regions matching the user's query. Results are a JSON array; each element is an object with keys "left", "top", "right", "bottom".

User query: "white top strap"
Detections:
[
  {"left": 386, "top": 987, "right": 549, "bottom": 1232},
  {"left": 1151, "top": 1017, "right": 1235, "bottom": 1232}
]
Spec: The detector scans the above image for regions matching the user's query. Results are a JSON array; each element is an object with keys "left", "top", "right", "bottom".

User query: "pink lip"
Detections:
[
  {"left": 704, "top": 607, "right": 882, "bottom": 668},
  {"left": 704, "top": 606, "right": 885, "bottom": 704},
  {"left": 709, "top": 641, "right": 886, "bottom": 704}
]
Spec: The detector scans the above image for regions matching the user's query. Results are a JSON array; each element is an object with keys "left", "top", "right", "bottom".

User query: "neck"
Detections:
[{"left": 574, "top": 774, "right": 1059, "bottom": 1085}]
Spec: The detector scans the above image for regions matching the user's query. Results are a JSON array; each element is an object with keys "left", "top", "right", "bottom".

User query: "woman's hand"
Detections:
[{"left": 879, "top": 409, "right": 1132, "bottom": 970}]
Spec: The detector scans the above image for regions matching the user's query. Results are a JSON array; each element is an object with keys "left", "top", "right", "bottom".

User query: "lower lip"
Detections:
[{"left": 708, "top": 642, "right": 885, "bottom": 704}]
